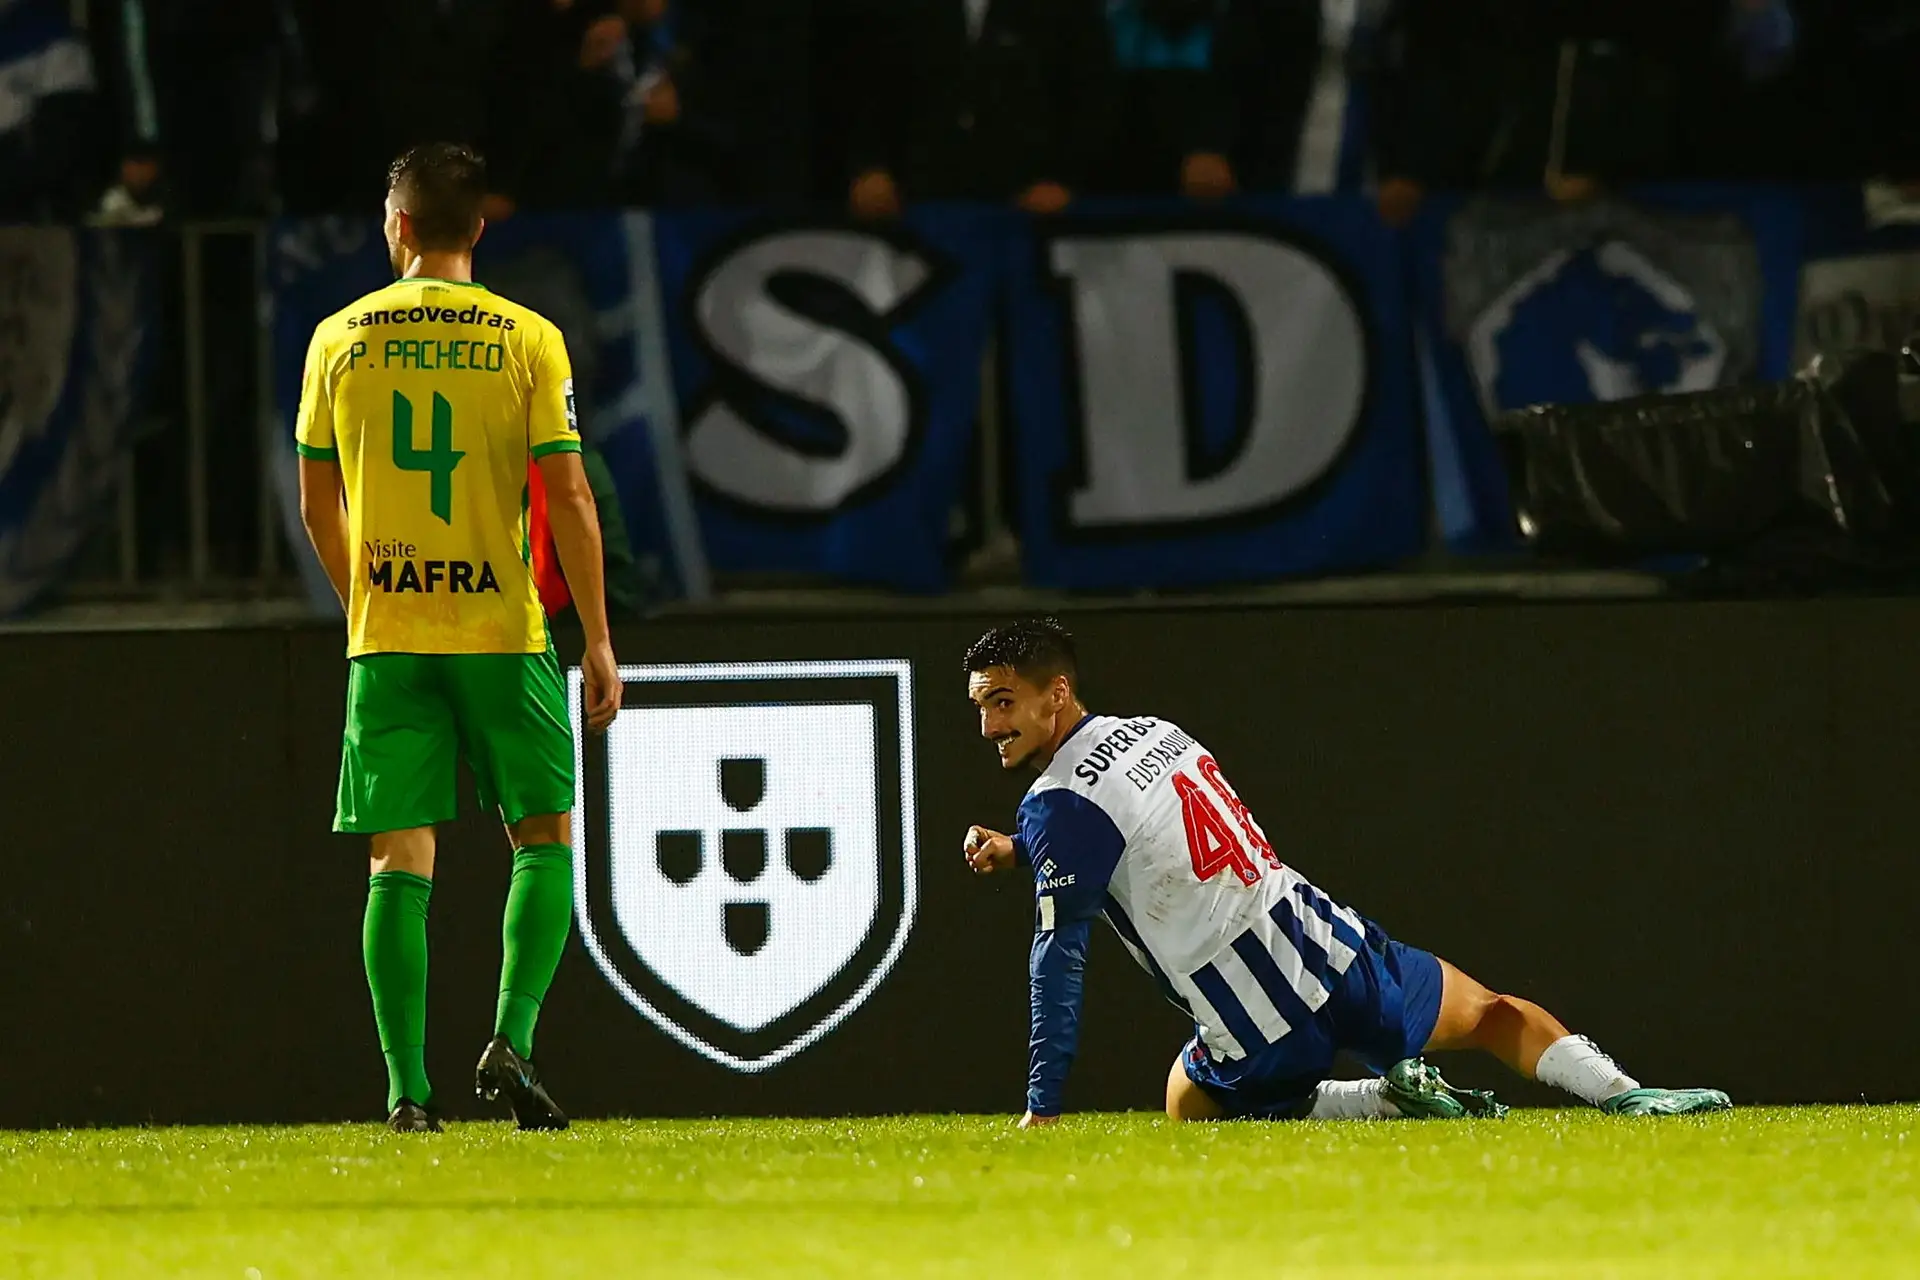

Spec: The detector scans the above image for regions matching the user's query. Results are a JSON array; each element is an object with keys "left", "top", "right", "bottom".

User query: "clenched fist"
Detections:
[{"left": 962, "top": 825, "right": 1015, "bottom": 874}]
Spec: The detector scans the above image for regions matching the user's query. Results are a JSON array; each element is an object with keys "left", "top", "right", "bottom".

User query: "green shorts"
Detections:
[{"left": 335, "top": 650, "right": 575, "bottom": 834}]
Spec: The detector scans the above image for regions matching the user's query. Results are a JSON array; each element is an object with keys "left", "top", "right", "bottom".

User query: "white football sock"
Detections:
[
  {"left": 1534, "top": 1034, "right": 1640, "bottom": 1106},
  {"left": 1307, "top": 1077, "right": 1404, "bottom": 1120}
]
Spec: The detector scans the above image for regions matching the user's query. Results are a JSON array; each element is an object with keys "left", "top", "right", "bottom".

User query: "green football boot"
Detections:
[
  {"left": 1382, "top": 1058, "right": 1509, "bottom": 1120},
  {"left": 1600, "top": 1087, "right": 1732, "bottom": 1117}
]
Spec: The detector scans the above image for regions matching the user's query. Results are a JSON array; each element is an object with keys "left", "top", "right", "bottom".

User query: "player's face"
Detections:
[{"left": 968, "top": 665, "right": 1068, "bottom": 771}]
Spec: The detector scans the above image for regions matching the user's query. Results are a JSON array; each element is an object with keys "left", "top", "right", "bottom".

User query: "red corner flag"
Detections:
[{"left": 528, "top": 458, "right": 571, "bottom": 616}]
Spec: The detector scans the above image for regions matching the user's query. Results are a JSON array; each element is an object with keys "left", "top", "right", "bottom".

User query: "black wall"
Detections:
[{"left": 3, "top": 598, "right": 1915, "bottom": 1128}]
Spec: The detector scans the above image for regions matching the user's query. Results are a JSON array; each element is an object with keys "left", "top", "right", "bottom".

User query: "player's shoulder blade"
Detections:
[
  {"left": 488, "top": 292, "right": 559, "bottom": 343},
  {"left": 309, "top": 294, "right": 367, "bottom": 349},
  {"left": 331, "top": 280, "right": 409, "bottom": 337},
  {"left": 333, "top": 278, "right": 520, "bottom": 336},
  {"left": 1038, "top": 713, "right": 1179, "bottom": 796}
]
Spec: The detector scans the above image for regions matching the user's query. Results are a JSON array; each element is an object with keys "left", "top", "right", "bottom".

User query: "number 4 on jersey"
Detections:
[{"left": 392, "top": 390, "right": 465, "bottom": 525}]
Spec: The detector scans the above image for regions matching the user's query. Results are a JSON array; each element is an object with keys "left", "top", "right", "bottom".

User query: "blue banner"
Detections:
[
  {"left": 265, "top": 188, "right": 1897, "bottom": 598},
  {"left": 0, "top": 228, "right": 154, "bottom": 618},
  {"left": 647, "top": 207, "right": 1005, "bottom": 593},
  {"left": 1412, "top": 187, "right": 1806, "bottom": 551},
  {"left": 1000, "top": 196, "right": 1425, "bottom": 588},
  {"left": 266, "top": 213, "right": 707, "bottom": 612}
]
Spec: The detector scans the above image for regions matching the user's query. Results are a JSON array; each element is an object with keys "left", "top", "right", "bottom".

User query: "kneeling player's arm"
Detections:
[
  {"left": 536, "top": 451, "right": 611, "bottom": 648},
  {"left": 1021, "top": 789, "right": 1125, "bottom": 1118},
  {"left": 1029, "top": 916, "right": 1093, "bottom": 1117}
]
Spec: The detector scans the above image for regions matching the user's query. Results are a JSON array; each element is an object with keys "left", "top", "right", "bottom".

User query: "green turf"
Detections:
[{"left": 3, "top": 1106, "right": 1916, "bottom": 1278}]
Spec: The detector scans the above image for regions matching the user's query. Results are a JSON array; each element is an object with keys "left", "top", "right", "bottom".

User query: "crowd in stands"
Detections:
[{"left": 1, "top": 0, "right": 1915, "bottom": 227}]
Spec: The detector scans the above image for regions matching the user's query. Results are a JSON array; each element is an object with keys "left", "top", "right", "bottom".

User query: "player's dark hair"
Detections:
[
  {"left": 386, "top": 143, "right": 487, "bottom": 250},
  {"left": 964, "top": 618, "right": 1079, "bottom": 692}
]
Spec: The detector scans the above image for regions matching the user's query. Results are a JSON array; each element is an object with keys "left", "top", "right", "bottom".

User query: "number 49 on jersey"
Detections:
[{"left": 1171, "top": 755, "right": 1279, "bottom": 887}]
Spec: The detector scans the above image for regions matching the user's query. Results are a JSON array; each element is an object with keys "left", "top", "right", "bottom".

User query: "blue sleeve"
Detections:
[{"left": 1019, "top": 788, "right": 1125, "bottom": 1117}]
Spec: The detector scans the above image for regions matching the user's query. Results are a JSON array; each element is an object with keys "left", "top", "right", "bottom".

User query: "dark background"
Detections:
[{"left": 4, "top": 597, "right": 1913, "bottom": 1128}]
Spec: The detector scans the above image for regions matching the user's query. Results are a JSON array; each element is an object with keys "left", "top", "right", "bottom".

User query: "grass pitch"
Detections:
[{"left": 3, "top": 1106, "right": 1916, "bottom": 1278}]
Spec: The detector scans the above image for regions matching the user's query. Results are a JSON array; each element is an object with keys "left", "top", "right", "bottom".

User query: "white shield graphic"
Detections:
[
  {"left": 569, "top": 659, "right": 918, "bottom": 1072},
  {"left": 1465, "top": 239, "right": 1728, "bottom": 420}
]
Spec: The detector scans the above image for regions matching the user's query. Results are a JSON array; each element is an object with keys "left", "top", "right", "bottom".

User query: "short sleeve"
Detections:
[
  {"left": 293, "top": 330, "right": 337, "bottom": 460},
  {"left": 529, "top": 321, "right": 582, "bottom": 460}
]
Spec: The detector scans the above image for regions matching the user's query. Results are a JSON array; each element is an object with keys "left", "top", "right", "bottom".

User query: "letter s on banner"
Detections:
[
  {"left": 685, "top": 231, "right": 932, "bottom": 513},
  {"left": 1051, "top": 232, "right": 1367, "bottom": 527}
]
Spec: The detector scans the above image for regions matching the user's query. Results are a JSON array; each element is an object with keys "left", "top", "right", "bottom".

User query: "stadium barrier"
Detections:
[
  {"left": 4, "top": 596, "right": 1916, "bottom": 1128},
  {"left": 9, "top": 187, "right": 1920, "bottom": 620}
]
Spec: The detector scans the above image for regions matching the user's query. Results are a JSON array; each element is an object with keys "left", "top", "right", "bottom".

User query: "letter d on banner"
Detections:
[
  {"left": 1051, "top": 232, "right": 1367, "bottom": 525},
  {"left": 1003, "top": 198, "right": 1423, "bottom": 589}
]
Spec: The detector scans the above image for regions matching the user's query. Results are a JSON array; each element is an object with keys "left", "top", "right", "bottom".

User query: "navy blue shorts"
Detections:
[{"left": 1182, "top": 920, "right": 1445, "bottom": 1120}]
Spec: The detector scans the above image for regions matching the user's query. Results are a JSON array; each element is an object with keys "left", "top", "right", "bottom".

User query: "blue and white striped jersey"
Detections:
[{"left": 1012, "top": 713, "right": 1371, "bottom": 1116}]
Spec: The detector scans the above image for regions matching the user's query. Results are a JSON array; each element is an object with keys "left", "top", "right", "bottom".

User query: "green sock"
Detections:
[
  {"left": 364, "top": 870, "right": 433, "bottom": 1112},
  {"left": 496, "top": 843, "right": 574, "bottom": 1058}
]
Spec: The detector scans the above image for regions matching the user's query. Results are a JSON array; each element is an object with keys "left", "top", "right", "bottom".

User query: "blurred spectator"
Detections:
[
  {"left": 514, "top": 0, "right": 641, "bottom": 208},
  {"left": 1228, "top": 0, "right": 1393, "bottom": 200},
  {"left": 846, "top": 0, "right": 1113, "bottom": 217},
  {"left": 616, "top": 1, "right": 742, "bottom": 205},
  {"left": 1290, "top": 0, "right": 1387, "bottom": 196},
  {"left": 1364, "top": 0, "right": 1513, "bottom": 225},
  {"left": 1843, "top": 0, "right": 1920, "bottom": 187},
  {"left": 1099, "top": 0, "right": 1239, "bottom": 200},
  {"left": 1355, "top": 1, "right": 1713, "bottom": 224},
  {"left": 0, "top": 0, "right": 100, "bottom": 222},
  {"left": 1726, "top": 0, "right": 1800, "bottom": 81},
  {"left": 519, "top": 0, "right": 738, "bottom": 208},
  {"left": 674, "top": 0, "right": 812, "bottom": 205},
  {"left": 279, "top": 0, "right": 522, "bottom": 216},
  {"left": 1680, "top": 2, "right": 1860, "bottom": 183},
  {"left": 89, "top": 0, "right": 302, "bottom": 221},
  {"left": 370, "top": 0, "right": 521, "bottom": 213},
  {"left": 1525, "top": 6, "right": 1710, "bottom": 193},
  {"left": 1224, "top": 0, "right": 1500, "bottom": 222}
]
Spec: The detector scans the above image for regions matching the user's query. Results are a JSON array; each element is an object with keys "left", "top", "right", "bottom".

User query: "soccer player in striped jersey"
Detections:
[{"left": 961, "top": 619, "right": 1731, "bottom": 1126}]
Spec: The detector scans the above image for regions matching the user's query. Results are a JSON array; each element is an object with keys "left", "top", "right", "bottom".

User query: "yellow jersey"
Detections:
[{"left": 294, "top": 277, "right": 581, "bottom": 657}]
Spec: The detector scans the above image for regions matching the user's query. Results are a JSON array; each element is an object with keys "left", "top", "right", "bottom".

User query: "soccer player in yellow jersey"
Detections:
[{"left": 296, "top": 143, "right": 622, "bottom": 1134}]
